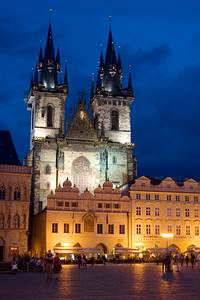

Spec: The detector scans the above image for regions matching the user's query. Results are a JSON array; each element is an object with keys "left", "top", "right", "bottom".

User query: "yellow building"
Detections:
[
  {"left": 0, "top": 164, "right": 32, "bottom": 261},
  {"left": 130, "top": 176, "right": 200, "bottom": 252},
  {"left": 32, "top": 178, "right": 131, "bottom": 257}
]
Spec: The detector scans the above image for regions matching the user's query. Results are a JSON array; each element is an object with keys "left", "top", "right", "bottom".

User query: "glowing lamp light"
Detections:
[
  {"left": 161, "top": 233, "right": 173, "bottom": 238},
  {"left": 62, "top": 242, "right": 70, "bottom": 247}
]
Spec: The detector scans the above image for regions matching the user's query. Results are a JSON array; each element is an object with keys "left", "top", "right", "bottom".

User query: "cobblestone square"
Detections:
[{"left": 1, "top": 264, "right": 200, "bottom": 300}]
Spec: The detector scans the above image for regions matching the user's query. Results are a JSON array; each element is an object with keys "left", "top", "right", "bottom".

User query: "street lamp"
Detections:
[{"left": 161, "top": 233, "right": 173, "bottom": 252}]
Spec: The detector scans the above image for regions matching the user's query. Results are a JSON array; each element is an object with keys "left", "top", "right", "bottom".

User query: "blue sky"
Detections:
[{"left": 1, "top": 0, "right": 200, "bottom": 179}]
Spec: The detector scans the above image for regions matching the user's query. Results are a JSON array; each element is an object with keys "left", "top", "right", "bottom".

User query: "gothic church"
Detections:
[{"left": 25, "top": 22, "right": 136, "bottom": 214}]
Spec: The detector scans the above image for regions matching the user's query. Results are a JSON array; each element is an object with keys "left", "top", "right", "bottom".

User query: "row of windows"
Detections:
[
  {"left": 136, "top": 207, "right": 198, "bottom": 218},
  {"left": 55, "top": 201, "right": 121, "bottom": 210},
  {"left": 136, "top": 224, "right": 200, "bottom": 236},
  {"left": 97, "top": 203, "right": 120, "bottom": 209},
  {"left": 0, "top": 187, "right": 21, "bottom": 201},
  {"left": 0, "top": 214, "right": 26, "bottom": 229},
  {"left": 103, "top": 100, "right": 128, "bottom": 106},
  {"left": 135, "top": 194, "right": 199, "bottom": 202},
  {"left": 52, "top": 223, "right": 125, "bottom": 234}
]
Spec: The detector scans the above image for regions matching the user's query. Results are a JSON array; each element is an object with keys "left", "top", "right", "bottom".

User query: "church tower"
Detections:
[
  {"left": 91, "top": 27, "right": 136, "bottom": 181},
  {"left": 26, "top": 22, "right": 68, "bottom": 149}
]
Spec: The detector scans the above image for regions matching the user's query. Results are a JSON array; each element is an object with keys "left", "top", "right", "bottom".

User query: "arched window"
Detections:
[
  {"left": 13, "top": 214, "right": 20, "bottom": 229},
  {"left": 47, "top": 105, "right": 53, "bottom": 127},
  {"left": 84, "top": 215, "right": 94, "bottom": 232},
  {"left": 14, "top": 187, "right": 20, "bottom": 201},
  {"left": 0, "top": 186, "right": 5, "bottom": 200},
  {"left": 111, "top": 110, "right": 119, "bottom": 131},
  {"left": 0, "top": 214, "right": 4, "bottom": 229},
  {"left": 72, "top": 156, "right": 91, "bottom": 192},
  {"left": 45, "top": 164, "right": 51, "bottom": 175}
]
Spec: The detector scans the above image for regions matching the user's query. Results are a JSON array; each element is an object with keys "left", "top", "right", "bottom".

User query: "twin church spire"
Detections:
[
  {"left": 94, "top": 28, "right": 133, "bottom": 99},
  {"left": 29, "top": 20, "right": 133, "bottom": 99},
  {"left": 30, "top": 22, "right": 68, "bottom": 94}
]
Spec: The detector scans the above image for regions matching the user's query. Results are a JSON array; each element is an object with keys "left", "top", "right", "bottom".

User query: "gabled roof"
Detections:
[{"left": 0, "top": 130, "right": 21, "bottom": 165}]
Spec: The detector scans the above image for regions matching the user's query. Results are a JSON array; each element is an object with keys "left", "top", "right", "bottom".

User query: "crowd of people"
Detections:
[{"left": 161, "top": 251, "right": 200, "bottom": 274}]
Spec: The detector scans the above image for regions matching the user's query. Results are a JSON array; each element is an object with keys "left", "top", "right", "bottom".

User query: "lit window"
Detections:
[
  {"left": 194, "top": 209, "right": 199, "bottom": 218},
  {"left": 75, "top": 223, "right": 81, "bottom": 233},
  {"left": 136, "top": 194, "right": 141, "bottom": 200},
  {"left": 52, "top": 223, "right": 58, "bottom": 233},
  {"left": 97, "top": 224, "right": 103, "bottom": 234},
  {"left": 195, "top": 226, "right": 199, "bottom": 236},
  {"left": 64, "top": 223, "right": 69, "bottom": 233},
  {"left": 136, "top": 206, "right": 141, "bottom": 216},
  {"left": 113, "top": 204, "right": 120, "bottom": 209},
  {"left": 185, "top": 196, "right": 189, "bottom": 202},
  {"left": 155, "top": 207, "right": 160, "bottom": 216},
  {"left": 119, "top": 225, "right": 125, "bottom": 234},
  {"left": 136, "top": 224, "right": 141, "bottom": 234},
  {"left": 167, "top": 225, "right": 172, "bottom": 233},
  {"left": 105, "top": 203, "right": 111, "bottom": 209},
  {"left": 146, "top": 207, "right": 151, "bottom": 216},
  {"left": 185, "top": 208, "right": 190, "bottom": 217},
  {"left": 155, "top": 194, "right": 159, "bottom": 201},
  {"left": 108, "top": 224, "right": 114, "bottom": 234},
  {"left": 186, "top": 226, "right": 190, "bottom": 235},
  {"left": 146, "top": 194, "right": 150, "bottom": 200},
  {"left": 176, "top": 208, "right": 180, "bottom": 217},
  {"left": 167, "top": 208, "right": 172, "bottom": 217},
  {"left": 176, "top": 225, "right": 181, "bottom": 236},
  {"left": 56, "top": 201, "right": 63, "bottom": 207},
  {"left": 155, "top": 225, "right": 160, "bottom": 235},
  {"left": 167, "top": 195, "right": 171, "bottom": 201},
  {"left": 146, "top": 224, "right": 151, "bottom": 235},
  {"left": 176, "top": 195, "right": 180, "bottom": 202}
]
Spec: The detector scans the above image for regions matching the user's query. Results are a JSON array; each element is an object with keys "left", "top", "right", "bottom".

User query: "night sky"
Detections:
[{"left": 1, "top": 0, "right": 200, "bottom": 180}]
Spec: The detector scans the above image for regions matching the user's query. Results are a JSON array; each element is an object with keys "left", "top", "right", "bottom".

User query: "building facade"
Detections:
[
  {"left": 32, "top": 176, "right": 200, "bottom": 256},
  {"left": 0, "top": 164, "right": 32, "bottom": 261},
  {"left": 32, "top": 178, "right": 130, "bottom": 257},
  {"left": 25, "top": 23, "right": 136, "bottom": 214},
  {"left": 130, "top": 176, "right": 200, "bottom": 252}
]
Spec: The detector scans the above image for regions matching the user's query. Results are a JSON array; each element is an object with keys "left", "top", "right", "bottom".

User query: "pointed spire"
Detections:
[
  {"left": 44, "top": 22, "right": 55, "bottom": 67},
  {"left": 105, "top": 29, "right": 117, "bottom": 67},
  {"left": 127, "top": 72, "right": 133, "bottom": 97},
  {"left": 56, "top": 48, "right": 60, "bottom": 72}
]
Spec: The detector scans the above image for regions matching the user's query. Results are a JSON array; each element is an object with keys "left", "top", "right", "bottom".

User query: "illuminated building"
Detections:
[
  {"left": 25, "top": 21, "right": 136, "bottom": 214},
  {"left": 0, "top": 131, "right": 32, "bottom": 261},
  {"left": 130, "top": 176, "right": 200, "bottom": 252},
  {"left": 32, "top": 178, "right": 131, "bottom": 256}
]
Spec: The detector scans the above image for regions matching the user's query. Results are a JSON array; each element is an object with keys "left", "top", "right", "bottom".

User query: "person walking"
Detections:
[
  {"left": 45, "top": 250, "right": 54, "bottom": 279},
  {"left": 174, "top": 252, "right": 181, "bottom": 272},
  {"left": 191, "top": 252, "right": 195, "bottom": 268},
  {"left": 185, "top": 254, "right": 189, "bottom": 267}
]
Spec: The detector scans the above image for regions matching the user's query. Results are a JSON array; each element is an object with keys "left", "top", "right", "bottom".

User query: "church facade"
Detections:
[{"left": 25, "top": 22, "right": 136, "bottom": 214}]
